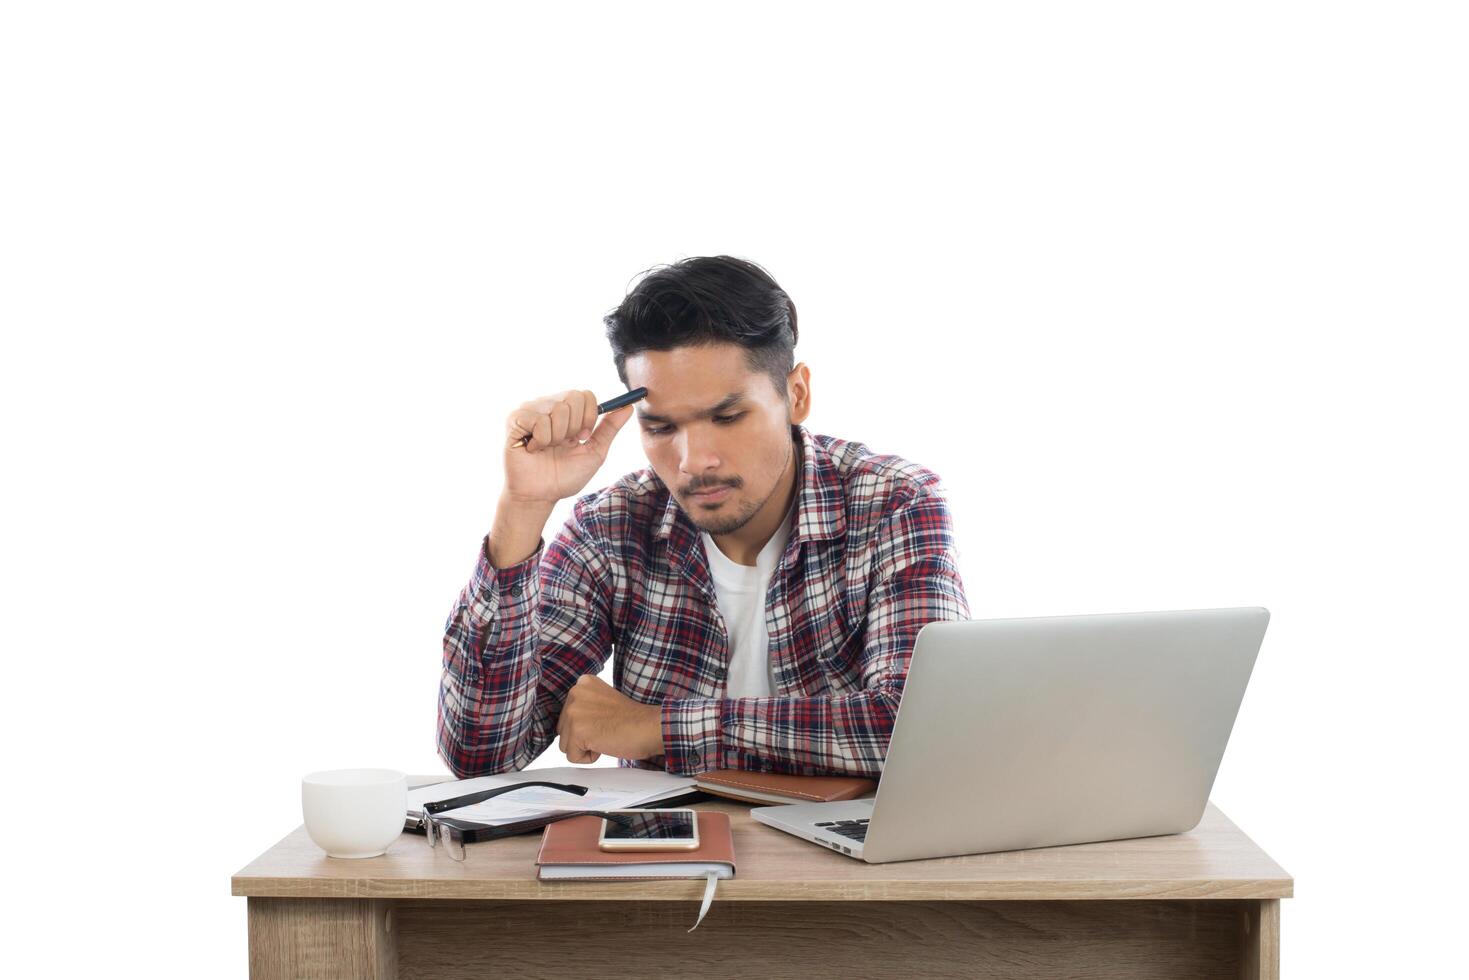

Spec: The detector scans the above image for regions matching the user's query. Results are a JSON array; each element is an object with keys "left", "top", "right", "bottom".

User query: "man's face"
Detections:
[{"left": 625, "top": 343, "right": 807, "bottom": 536}]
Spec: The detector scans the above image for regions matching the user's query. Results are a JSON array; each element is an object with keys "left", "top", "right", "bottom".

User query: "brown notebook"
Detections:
[
  {"left": 694, "top": 769, "right": 877, "bottom": 806},
  {"left": 535, "top": 811, "right": 736, "bottom": 881}
]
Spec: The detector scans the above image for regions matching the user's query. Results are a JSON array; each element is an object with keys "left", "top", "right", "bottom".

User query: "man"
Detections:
[{"left": 438, "top": 255, "right": 970, "bottom": 778}]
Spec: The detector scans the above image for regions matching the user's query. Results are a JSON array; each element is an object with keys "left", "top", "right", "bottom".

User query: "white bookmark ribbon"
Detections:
[{"left": 687, "top": 871, "right": 719, "bottom": 932}]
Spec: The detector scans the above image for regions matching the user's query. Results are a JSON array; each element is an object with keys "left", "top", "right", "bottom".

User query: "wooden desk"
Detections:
[{"left": 233, "top": 784, "right": 1291, "bottom": 979}]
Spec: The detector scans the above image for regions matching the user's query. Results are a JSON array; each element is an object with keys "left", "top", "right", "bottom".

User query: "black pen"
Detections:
[{"left": 513, "top": 386, "right": 648, "bottom": 448}]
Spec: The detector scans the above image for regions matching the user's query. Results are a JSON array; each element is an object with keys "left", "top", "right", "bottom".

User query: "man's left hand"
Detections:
[{"left": 556, "top": 674, "right": 665, "bottom": 764}]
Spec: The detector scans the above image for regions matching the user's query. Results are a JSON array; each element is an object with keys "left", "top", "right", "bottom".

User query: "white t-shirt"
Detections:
[{"left": 699, "top": 497, "right": 797, "bottom": 699}]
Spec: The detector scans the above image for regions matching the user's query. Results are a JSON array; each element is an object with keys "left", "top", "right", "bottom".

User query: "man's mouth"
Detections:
[{"left": 688, "top": 485, "right": 735, "bottom": 503}]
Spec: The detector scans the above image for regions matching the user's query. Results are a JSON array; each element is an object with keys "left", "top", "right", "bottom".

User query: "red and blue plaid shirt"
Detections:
[{"left": 438, "top": 424, "right": 971, "bottom": 778}]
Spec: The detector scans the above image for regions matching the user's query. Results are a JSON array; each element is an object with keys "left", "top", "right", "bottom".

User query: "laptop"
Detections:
[{"left": 750, "top": 606, "right": 1269, "bottom": 863}]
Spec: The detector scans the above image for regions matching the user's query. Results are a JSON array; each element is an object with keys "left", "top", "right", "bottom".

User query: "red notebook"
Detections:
[{"left": 535, "top": 811, "right": 735, "bottom": 881}]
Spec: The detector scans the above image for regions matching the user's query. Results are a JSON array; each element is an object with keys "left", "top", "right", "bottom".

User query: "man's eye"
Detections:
[{"left": 644, "top": 414, "right": 741, "bottom": 436}]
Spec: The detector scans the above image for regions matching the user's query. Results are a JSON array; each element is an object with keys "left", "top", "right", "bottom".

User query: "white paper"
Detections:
[
  {"left": 407, "top": 765, "right": 696, "bottom": 827},
  {"left": 536, "top": 863, "right": 733, "bottom": 879},
  {"left": 533, "top": 864, "right": 729, "bottom": 929}
]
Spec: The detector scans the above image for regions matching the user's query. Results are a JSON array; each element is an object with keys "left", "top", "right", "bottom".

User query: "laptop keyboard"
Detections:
[{"left": 815, "top": 818, "right": 869, "bottom": 843}]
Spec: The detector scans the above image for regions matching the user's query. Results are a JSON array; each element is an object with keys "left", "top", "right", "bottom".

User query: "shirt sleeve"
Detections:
[
  {"left": 657, "top": 487, "right": 971, "bottom": 777},
  {"left": 436, "top": 503, "right": 616, "bottom": 778}
]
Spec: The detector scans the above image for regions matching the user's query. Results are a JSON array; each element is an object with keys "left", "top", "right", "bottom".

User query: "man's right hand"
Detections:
[{"left": 502, "top": 389, "right": 636, "bottom": 507}]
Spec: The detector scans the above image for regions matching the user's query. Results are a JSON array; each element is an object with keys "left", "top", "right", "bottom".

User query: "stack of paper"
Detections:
[{"left": 406, "top": 766, "right": 696, "bottom": 827}]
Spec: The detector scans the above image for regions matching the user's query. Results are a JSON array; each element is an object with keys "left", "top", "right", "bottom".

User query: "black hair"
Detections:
[{"left": 603, "top": 255, "right": 799, "bottom": 395}]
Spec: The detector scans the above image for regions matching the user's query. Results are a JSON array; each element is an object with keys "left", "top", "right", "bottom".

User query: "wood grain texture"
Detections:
[
  {"left": 1241, "top": 898, "right": 1281, "bottom": 980},
  {"left": 388, "top": 899, "right": 1265, "bottom": 980},
  {"left": 247, "top": 898, "right": 395, "bottom": 980},
  {"left": 233, "top": 795, "right": 1293, "bottom": 902}
]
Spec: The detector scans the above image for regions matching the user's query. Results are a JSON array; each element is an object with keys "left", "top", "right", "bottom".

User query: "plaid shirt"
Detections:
[{"left": 438, "top": 424, "right": 970, "bottom": 778}]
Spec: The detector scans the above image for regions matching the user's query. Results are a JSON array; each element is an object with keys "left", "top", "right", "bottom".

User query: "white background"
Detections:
[{"left": 3, "top": 2, "right": 1465, "bottom": 975}]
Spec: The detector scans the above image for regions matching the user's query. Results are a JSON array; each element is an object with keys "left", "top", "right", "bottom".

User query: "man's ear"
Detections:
[{"left": 787, "top": 362, "right": 812, "bottom": 425}]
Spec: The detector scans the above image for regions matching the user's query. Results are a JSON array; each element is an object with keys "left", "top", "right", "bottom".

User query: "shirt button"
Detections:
[
  {"left": 688, "top": 752, "right": 701, "bottom": 766},
  {"left": 509, "top": 583, "right": 523, "bottom": 596}
]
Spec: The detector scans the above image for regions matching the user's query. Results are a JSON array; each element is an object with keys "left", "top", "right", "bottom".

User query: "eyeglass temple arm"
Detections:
[
  {"left": 437, "top": 809, "right": 638, "bottom": 835},
  {"left": 577, "top": 810, "right": 637, "bottom": 827},
  {"left": 422, "top": 780, "right": 589, "bottom": 816}
]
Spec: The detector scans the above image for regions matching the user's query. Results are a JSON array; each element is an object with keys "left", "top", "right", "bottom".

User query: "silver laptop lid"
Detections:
[{"left": 862, "top": 607, "right": 1269, "bottom": 863}]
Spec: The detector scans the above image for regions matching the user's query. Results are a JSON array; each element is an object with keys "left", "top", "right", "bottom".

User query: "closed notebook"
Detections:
[
  {"left": 694, "top": 769, "right": 877, "bottom": 806},
  {"left": 535, "top": 811, "right": 735, "bottom": 881}
]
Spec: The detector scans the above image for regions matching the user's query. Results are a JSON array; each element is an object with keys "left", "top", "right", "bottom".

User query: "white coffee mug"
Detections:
[{"left": 301, "top": 768, "right": 408, "bottom": 859}]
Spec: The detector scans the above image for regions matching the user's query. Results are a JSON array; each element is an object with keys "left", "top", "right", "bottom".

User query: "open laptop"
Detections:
[{"left": 750, "top": 606, "right": 1269, "bottom": 863}]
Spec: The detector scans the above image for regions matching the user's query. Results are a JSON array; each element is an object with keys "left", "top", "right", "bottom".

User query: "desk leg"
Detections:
[
  {"left": 1241, "top": 899, "right": 1281, "bottom": 980},
  {"left": 247, "top": 897, "right": 396, "bottom": 980}
]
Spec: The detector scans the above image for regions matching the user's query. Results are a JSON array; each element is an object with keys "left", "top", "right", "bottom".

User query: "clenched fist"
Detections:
[{"left": 555, "top": 674, "right": 665, "bottom": 764}]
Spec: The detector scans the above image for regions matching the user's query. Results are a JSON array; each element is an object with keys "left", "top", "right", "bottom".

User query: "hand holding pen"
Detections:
[
  {"left": 498, "top": 387, "right": 648, "bottom": 513},
  {"left": 510, "top": 387, "right": 648, "bottom": 450}
]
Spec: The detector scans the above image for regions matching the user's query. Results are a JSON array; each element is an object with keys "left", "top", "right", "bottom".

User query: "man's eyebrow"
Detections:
[{"left": 636, "top": 392, "right": 746, "bottom": 424}]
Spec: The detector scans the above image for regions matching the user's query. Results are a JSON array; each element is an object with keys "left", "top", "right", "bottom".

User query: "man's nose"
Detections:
[{"left": 675, "top": 428, "right": 721, "bottom": 474}]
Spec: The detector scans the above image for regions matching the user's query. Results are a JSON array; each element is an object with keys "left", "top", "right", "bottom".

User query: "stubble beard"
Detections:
[{"left": 687, "top": 435, "right": 795, "bottom": 536}]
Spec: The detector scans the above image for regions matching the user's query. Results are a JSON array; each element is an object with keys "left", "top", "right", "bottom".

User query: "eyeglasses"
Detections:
[{"left": 418, "top": 780, "right": 634, "bottom": 862}]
